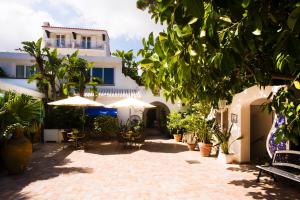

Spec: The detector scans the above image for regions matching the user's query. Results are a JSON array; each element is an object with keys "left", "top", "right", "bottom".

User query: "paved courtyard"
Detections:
[{"left": 0, "top": 137, "right": 299, "bottom": 200}]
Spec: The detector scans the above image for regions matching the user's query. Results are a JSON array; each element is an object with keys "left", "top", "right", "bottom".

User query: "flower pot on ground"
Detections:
[
  {"left": 187, "top": 143, "right": 196, "bottom": 151},
  {"left": 213, "top": 124, "right": 243, "bottom": 164},
  {"left": 217, "top": 151, "right": 235, "bottom": 164},
  {"left": 198, "top": 142, "right": 213, "bottom": 156},
  {"left": 184, "top": 132, "right": 197, "bottom": 151},
  {"left": 173, "top": 131, "right": 182, "bottom": 142},
  {"left": 1, "top": 125, "right": 32, "bottom": 174}
]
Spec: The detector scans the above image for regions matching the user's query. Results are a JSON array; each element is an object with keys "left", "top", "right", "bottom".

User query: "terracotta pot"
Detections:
[
  {"left": 187, "top": 143, "right": 196, "bottom": 151},
  {"left": 198, "top": 142, "right": 212, "bottom": 157},
  {"left": 2, "top": 129, "right": 33, "bottom": 174},
  {"left": 173, "top": 134, "right": 182, "bottom": 142},
  {"left": 217, "top": 152, "right": 235, "bottom": 164}
]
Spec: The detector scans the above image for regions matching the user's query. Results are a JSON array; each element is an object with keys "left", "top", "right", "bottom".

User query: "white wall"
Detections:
[{"left": 227, "top": 85, "right": 282, "bottom": 163}]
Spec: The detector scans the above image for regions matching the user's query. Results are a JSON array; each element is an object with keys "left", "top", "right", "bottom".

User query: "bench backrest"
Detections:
[{"left": 272, "top": 150, "right": 300, "bottom": 170}]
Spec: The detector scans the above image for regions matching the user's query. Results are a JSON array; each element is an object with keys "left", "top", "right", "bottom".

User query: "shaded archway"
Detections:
[
  {"left": 250, "top": 98, "right": 274, "bottom": 163},
  {"left": 143, "top": 101, "right": 170, "bottom": 136}
]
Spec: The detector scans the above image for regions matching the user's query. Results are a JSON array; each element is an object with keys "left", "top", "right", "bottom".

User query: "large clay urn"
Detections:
[
  {"left": 198, "top": 142, "right": 212, "bottom": 157},
  {"left": 2, "top": 127, "right": 32, "bottom": 174}
]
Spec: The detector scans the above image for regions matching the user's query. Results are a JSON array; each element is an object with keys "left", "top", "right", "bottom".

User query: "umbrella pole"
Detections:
[
  {"left": 82, "top": 107, "right": 85, "bottom": 132},
  {"left": 129, "top": 108, "right": 131, "bottom": 127}
]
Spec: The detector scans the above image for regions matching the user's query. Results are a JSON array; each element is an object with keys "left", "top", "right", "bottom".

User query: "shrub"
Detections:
[
  {"left": 93, "top": 115, "right": 119, "bottom": 136},
  {"left": 44, "top": 106, "right": 82, "bottom": 129},
  {"left": 167, "top": 112, "right": 185, "bottom": 134}
]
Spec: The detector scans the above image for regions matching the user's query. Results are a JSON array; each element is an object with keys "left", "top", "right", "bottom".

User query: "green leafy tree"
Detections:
[
  {"left": 113, "top": 50, "right": 143, "bottom": 85},
  {"left": 137, "top": 0, "right": 300, "bottom": 142}
]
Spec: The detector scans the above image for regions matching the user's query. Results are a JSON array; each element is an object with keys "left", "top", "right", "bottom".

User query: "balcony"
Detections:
[{"left": 44, "top": 38, "right": 106, "bottom": 50}]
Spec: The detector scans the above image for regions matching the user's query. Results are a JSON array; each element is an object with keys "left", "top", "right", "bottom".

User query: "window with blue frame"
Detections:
[{"left": 91, "top": 68, "right": 114, "bottom": 85}]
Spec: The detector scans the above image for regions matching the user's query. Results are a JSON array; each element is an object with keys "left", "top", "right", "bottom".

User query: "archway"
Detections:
[
  {"left": 250, "top": 98, "right": 274, "bottom": 163},
  {"left": 143, "top": 101, "right": 170, "bottom": 136}
]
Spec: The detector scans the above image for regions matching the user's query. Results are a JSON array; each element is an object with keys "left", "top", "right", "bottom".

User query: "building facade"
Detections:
[{"left": 0, "top": 22, "right": 178, "bottom": 133}]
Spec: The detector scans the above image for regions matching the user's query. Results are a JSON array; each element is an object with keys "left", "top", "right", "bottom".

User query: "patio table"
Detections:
[{"left": 67, "top": 131, "right": 85, "bottom": 149}]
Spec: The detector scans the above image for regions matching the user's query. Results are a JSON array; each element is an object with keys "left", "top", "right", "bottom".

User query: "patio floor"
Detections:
[{"left": 0, "top": 137, "right": 299, "bottom": 200}]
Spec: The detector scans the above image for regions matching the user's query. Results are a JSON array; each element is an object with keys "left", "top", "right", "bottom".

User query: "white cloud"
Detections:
[
  {"left": 0, "top": 0, "right": 163, "bottom": 51},
  {"left": 0, "top": 1, "right": 56, "bottom": 51},
  {"left": 50, "top": 0, "right": 164, "bottom": 39}
]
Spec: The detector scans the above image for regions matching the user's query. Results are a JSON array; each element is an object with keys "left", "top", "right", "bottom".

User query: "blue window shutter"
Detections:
[
  {"left": 104, "top": 68, "right": 114, "bottom": 84},
  {"left": 92, "top": 68, "right": 103, "bottom": 80}
]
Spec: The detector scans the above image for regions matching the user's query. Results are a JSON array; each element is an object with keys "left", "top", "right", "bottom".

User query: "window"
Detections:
[
  {"left": 81, "top": 36, "right": 91, "bottom": 49},
  {"left": 56, "top": 35, "right": 65, "bottom": 47},
  {"left": 16, "top": 65, "right": 24, "bottom": 78},
  {"left": 102, "top": 34, "right": 106, "bottom": 41},
  {"left": 91, "top": 68, "right": 114, "bottom": 85},
  {"left": 103, "top": 68, "right": 114, "bottom": 85},
  {"left": 16, "top": 65, "right": 36, "bottom": 78},
  {"left": 25, "top": 66, "right": 35, "bottom": 78}
]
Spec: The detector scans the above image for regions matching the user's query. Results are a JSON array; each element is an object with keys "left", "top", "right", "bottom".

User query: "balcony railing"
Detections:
[{"left": 44, "top": 38, "right": 106, "bottom": 50}]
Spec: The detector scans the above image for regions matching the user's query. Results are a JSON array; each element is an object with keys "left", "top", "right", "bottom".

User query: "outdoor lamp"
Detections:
[
  {"left": 218, "top": 99, "right": 227, "bottom": 132},
  {"left": 218, "top": 99, "right": 227, "bottom": 110}
]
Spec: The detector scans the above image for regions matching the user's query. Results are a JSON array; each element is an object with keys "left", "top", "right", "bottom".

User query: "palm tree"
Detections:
[
  {"left": 19, "top": 38, "right": 65, "bottom": 100},
  {"left": 19, "top": 38, "right": 50, "bottom": 100},
  {"left": 0, "top": 91, "right": 44, "bottom": 140},
  {"left": 112, "top": 50, "right": 143, "bottom": 85},
  {"left": 65, "top": 50, "right": 101, "bottom": 99},
  {"left": 44, "top": 48, "right": 65, "bottom": 100}
]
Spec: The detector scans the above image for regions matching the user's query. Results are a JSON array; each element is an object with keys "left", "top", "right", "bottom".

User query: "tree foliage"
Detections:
[
  {"left": 19, "top": 39, "right": 100, "bottom": 101},
  {"left": 113, "top": 50, "right": 143, "bottom": 85},
  {"left": 137, "top": 0, "right": 300, "bottom": 104},
  {"left": 137, "top": 0, "right": 300, "bottom": 143}
]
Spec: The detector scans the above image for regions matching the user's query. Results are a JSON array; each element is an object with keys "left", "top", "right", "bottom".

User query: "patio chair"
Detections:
[{"left": 67, "top": 129, "right": 86, "bottom": 150}]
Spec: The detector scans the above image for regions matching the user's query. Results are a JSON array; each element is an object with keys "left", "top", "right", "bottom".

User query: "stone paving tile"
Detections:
[{"left": 0, "top": 138, "right": 300, "bottom": 200}]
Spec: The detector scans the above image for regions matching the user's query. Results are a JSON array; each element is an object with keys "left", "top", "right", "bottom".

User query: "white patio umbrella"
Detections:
[
  {"left": 107, "top": 97, "right": 155, "bottom": 125},
  {"left": 48, "top": 96, "right": 105, "bottom": 131},
  {"left": 48, "top": 96, "right": 104, "bottom": 107}
]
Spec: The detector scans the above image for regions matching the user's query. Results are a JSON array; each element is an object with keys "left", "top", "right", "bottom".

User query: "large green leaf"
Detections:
[
  {"left": 183, "top": 0, "right": 204, "bottom": 19},
  {"left": 288, "top": 7, "right": 300, "bottom": 31}
]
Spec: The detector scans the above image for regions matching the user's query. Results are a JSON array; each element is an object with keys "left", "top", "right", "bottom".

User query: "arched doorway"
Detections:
[
  {"left": 250, "top": 98, "right": 274, "bottom": 163},
  {"left": 143, "top": 102, "right": 170, "bottom": 136}
]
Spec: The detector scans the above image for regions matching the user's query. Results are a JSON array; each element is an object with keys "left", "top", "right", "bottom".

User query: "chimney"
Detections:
[{"left": 43, "top": 22, "right": 50, "bottom": 27}]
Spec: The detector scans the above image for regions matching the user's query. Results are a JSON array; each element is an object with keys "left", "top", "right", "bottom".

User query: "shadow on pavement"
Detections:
[{"left": 0, "top": 144, "right": 93, "bottom": 200}]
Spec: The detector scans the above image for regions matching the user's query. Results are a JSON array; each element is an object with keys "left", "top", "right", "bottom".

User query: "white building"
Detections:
[{"left": 0, "top": 22, "right": 178, "bottom": 133}]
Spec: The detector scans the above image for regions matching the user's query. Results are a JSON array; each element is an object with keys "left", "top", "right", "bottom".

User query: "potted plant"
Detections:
[
  {"left": 197, "top": 119, "right": 214, "bottom": 157},
  {"left": 187, "top": 102, "right": 213, "bottom": 156},
  {"left": 0, "top": 91, "right": 44, "bottom": 174},
  {"left": 182, "top": 114, "right": 198, "bottom": 150},
  {"left": 213, "top": 124, "right": 243, "bottom": 164},
  {"left": 167, "top": 112, "right": 184, "bottom": 142}
]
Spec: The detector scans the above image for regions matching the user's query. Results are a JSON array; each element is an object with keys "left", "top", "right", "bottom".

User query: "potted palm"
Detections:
[
  {"left": 213, "top": 124, "right": 243, "bottom": 164},
  {"left": 167, "top": 112, "right": 184, "bottom": 142},
  {"left": 0, "top": 91, "right": 44, "bottom": 174}
]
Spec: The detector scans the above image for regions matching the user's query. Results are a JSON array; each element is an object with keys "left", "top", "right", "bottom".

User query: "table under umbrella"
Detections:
[
  {"left": 107, "top": 97, "right": 155, "bottom": 125},
  {"left": 48, "top": 95, "right": 105, "bottom": 131}
]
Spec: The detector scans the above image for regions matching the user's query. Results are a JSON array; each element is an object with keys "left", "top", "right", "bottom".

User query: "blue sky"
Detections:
[{"left": 0, "top": 0, "right": 164, "bottom": 55}]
